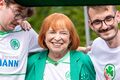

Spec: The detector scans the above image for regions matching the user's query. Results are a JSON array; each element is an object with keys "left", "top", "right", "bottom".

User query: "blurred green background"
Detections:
[{"left": 28, "top": 6, "right": 120, "bottom": 46}]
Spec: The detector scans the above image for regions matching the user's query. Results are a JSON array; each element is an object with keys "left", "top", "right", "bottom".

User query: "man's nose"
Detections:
[{"left": 102, "top": 21, "right": 108, "bottom": 29}]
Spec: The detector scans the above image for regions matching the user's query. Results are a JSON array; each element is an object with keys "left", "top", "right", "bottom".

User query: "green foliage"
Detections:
[{"left": 28, "top": 6, "right": 97, "bottom": 46}]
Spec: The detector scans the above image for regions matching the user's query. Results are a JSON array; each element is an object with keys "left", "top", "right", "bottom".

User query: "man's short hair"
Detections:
[
  {"left": 4, "top": 0, "right": 34, "bottom": 17},
  {"left": 87, "top": 6, "right": 116, "bottom": 18}
]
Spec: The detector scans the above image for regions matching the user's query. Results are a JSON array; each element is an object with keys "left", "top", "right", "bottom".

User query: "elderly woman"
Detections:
[{"left": 26, "top": 13, "right": 96, "bottom": 80}]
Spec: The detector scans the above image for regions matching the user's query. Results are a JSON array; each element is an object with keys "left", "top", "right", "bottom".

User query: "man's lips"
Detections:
[{"left": 98, "top": 26, "right": 114, "bottom": 33}]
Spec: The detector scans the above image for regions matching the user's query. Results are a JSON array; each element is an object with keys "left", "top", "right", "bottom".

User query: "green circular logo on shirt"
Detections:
[
  {"left": 65, "top": 71, "right": 70, "bottom": 80},
  {"left": 104, "top": 64, "right": 115, "bottom": 80},
  {"left": 10, "top": 39, "right": 20, "bottom": 50}
]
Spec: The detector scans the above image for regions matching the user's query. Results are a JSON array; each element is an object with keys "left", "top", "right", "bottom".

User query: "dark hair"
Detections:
[
  {"left": 25, "top": 7, "right": 34, "bottom": 17},
  {"left": 4, "top": 0, "right": 34, "bottom": 17},
  {"left": 4, "top": 0, "right": 16, "bottom": 6}
]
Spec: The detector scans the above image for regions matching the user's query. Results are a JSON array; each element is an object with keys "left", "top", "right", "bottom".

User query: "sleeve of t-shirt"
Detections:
[{"left": 28, "top": 28, "right": 43, "bottom": 53}]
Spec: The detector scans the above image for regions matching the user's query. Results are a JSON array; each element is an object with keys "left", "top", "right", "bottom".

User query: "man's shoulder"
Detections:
[
  {"left": 93, "top": 37, "right": 104, "bottom": 43},
  {"left": 14, "top": 25, "right": 36, "bottom": 33},
  {"left": 92, "top": 37, "right": 106, "bottom": 47},
  {"left": 89, "top": 37, "right": 109, "bottom": 57}
]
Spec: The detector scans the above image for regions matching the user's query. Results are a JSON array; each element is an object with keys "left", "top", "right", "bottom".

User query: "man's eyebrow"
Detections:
[{"left": 105, "top": 15, "right": 114, "bottom": 17}]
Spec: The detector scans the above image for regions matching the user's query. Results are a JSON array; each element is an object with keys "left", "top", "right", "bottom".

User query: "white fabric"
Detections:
[
  {"left": 89, "top": 37, "right": 120, "bottom": 80},
  {"left": 43, "top": 53, "right": 70, "bottom": 80},
  {"left": 0, "top": 25, "right": 43, "bottom": 80}
]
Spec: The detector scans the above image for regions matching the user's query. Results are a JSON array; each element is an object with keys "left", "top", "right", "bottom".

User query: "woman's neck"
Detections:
[{"left": 48, "top": 50, "right": 69, "bottom": 61}]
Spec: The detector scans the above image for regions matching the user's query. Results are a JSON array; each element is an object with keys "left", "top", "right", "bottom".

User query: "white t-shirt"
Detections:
[
  {"left": 89, "top": 37, "right": 120, "bottom": 80},
  {"left": 43, "top": 52, "right": 70, "bottom": 80},
  {"left": 0, "top": 25, "right": 43, "bottom": 80}
]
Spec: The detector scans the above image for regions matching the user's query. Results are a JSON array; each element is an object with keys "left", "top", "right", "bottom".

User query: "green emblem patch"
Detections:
[
  {"left": 65, "top": 71, "right": 70, "bottom": 80},
  {"left": 10, "top": 39, "right": 20, "bottom": 50},
  {"left": 104, "top": 64, "right": 115, "bottom": 80}
]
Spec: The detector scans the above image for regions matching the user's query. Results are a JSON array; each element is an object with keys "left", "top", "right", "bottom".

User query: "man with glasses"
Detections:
[
  {"left": 0, "top": 0, "right": 43, "bottom": 80},
  {"left": 87, "top": 6, "right": 120, "bottom": 80}
]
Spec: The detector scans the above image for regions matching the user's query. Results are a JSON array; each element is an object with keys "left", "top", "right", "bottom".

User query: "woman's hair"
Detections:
[{"left": 38, "top": 13, "right": 80, "bottom": 50}]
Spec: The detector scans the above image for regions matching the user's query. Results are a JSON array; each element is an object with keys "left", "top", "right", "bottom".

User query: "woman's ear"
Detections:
[{"left": 116, "top": 11, "right": 120, "bottom": 23}]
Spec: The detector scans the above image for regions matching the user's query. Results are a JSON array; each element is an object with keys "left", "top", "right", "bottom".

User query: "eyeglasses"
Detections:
[
  {"left": 90, "top": 14, "right": 116, "bottom": 28},
  {"left": 9, "top": 7, "right": 27, "bottom": 20}
]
